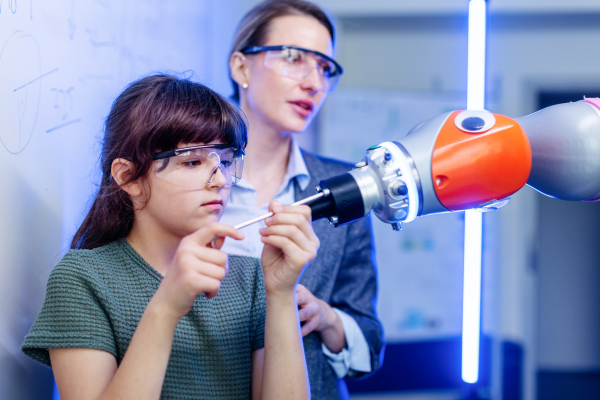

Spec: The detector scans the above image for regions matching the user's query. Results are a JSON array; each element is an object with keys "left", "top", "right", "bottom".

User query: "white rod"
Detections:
[{"left": 462, "top": 0, "right": 487, "bottom": 384}]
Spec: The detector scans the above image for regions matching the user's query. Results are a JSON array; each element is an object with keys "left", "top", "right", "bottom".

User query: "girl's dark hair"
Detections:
[
  {"left": 72, "top": 74, "right": 247, "bottom": 250},
  {"left": 229, "top": 0, "right": 335, "bottom": 102}
]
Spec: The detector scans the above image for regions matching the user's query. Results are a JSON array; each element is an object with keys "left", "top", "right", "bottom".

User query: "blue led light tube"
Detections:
[{"left": 462, "top": 0, "right": 486, "bottom": 385}]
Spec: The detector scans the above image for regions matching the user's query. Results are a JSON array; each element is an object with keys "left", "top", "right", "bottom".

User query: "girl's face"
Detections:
[
  {"left": 139, "top": 143, "right": 232, "bottom": 239},
  {"left": 241, "top": 15, "right": 334, "bottom": 133}
]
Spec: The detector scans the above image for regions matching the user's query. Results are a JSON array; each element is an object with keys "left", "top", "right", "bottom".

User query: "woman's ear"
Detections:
[
  {"left": 111, "top": 158, "right": 143, "bottom": 197},
  {"left": 230, "top": 51, "right": 250, "bottom": 88}
]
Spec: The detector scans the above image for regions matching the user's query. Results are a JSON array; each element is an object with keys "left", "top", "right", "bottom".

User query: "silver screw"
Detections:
[
  {"left": 391, "top": 222, "right": 402, "bottom": 231},
  {"left": 329, "top": 215, "right": 339, "bottom": 226},
  {"left": 384, "top": 151, "right": 392, "bottom": 162}
]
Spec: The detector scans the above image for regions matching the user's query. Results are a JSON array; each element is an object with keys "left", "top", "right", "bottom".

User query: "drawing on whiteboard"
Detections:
[
  {"left": 0, "top": 0, "right": 18, "bottom": 14},
  {"left": 0, "top": 31, "right": 44, "bottom": 154},
  {"left": 45, "top": 85, "right": 81, "bottom": 133},
  {"left": 46, "top": 118, "right": 82, "bottom": 134},
  {"left": 86, "top": 28, "right": 116, "bottom": 48},
  {"left": 13, "top": 68, "right": 57, "bottom": 92},
  {"left": 50, "top": 86, "right": 74, "bottom": 123}
]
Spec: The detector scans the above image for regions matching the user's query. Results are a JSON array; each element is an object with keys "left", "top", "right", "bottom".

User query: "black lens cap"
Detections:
[{"left": 461, "top": 117, "right": 486, "bottom": 131}]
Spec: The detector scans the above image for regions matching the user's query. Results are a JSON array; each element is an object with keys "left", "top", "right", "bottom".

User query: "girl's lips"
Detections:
[{"left": 201, "top": 200, "right": 223, "bottom": 210}]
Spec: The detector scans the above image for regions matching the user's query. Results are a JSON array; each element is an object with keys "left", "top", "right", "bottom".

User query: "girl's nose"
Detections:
[{"left": 206, "top": 164, "right": 228, "bottom": 187}]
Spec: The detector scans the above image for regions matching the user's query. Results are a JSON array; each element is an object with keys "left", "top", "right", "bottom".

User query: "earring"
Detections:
[{"left": 242, "top": 82, "right": 249, "bottom": 89}]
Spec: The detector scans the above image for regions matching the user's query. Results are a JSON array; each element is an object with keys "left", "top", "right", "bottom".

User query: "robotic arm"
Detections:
[{"left": 305, "top": 98, "right": 600, "bottom": 229}]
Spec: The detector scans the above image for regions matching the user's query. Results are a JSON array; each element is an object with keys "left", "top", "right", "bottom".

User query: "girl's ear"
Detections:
[
  {"left": 230, "top": 51, "right": 250, "bottom": 87},
  {"left": 111, "top": 158, "right": 143, "bottom": 197}
]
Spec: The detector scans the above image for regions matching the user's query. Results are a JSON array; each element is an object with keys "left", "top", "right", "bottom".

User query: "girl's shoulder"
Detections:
[{"left": 49, "top": 240, "right": 133, "bottom": 283}]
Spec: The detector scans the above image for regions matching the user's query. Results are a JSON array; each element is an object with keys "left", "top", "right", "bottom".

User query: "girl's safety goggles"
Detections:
[
  {"left": 153, "top": 144, "right": 244, "bottom": 189},
  {"left": 241, "top": 45, "right": 344, "bottom": 92}
]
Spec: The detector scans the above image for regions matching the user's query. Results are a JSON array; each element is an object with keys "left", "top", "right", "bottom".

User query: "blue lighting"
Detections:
[
  {"left": 462, "top": 0, "right": 487, "bottom": 385},
  {"left": 467, "top": 0, "right": 487, "bottom": 111}
]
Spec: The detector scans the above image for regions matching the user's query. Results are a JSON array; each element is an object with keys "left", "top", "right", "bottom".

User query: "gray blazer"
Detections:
[{"left": 296, "top": 150, "right": 384, "bottom": 400}]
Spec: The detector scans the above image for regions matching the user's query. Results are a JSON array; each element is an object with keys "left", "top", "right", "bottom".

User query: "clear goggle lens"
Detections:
[
  {"left": 263, "top": 48, "right": 341, "bottom": 92},
  {"left": 154, "top": 146, "right": 244, "bottom": 189}
]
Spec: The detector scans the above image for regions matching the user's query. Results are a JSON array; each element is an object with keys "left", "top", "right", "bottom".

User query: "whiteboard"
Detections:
[
  {"left": 319, "top": 88, "right": 469, "bottom": 342},
  {"left": 0, "top": 1, "right": 233, "bottom": 397}
]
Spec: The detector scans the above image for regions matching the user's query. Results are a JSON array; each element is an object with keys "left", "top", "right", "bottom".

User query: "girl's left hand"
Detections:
[{"left": 259, "top": 200, "right": 320, "bottom": 296}]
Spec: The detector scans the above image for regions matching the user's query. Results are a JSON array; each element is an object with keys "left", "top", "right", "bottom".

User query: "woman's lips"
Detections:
[{"left": 289, "top": 100, "right": 313, "bottom": 118}]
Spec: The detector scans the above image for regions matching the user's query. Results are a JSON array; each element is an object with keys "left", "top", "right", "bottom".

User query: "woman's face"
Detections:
[
  {"left": 138, "top": 143, "right": 232, "bottom": 239},
  {"left": 242, "top": 15, "right": 334, "bottom": 134}
]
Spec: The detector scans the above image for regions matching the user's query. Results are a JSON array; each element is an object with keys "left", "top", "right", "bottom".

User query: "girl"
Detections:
[
  {"left": 22, "top": 74, "right": 318, "bottom": 400},
  {"left": 221, "top": 1, "right": 384, "bottom": 398}
]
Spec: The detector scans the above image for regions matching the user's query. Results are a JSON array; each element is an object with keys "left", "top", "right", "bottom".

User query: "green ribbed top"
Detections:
[{"left": 22, "top": 239, "right": 266, "bottom": 399}]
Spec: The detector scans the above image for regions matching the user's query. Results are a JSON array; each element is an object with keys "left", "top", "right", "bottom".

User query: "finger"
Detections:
[
  {"left": 182, "top": 244, "right": 229, "bottom": 269},
  {"left": 260, "top": 235, "right": 310, "bottom": 265},
  {"left": 192, "top": 275, "right": 222, "bottom": 299},
  {"left": 210, "top": 236, "right": 225, "bottom": 250},
  {"left": 296, "top": 292, "right": 309, "bottom": 306},
  {"left": 265, "top": 208, "right": 319, "bottom": 246},
  {"left": 283, "top": 204, "right": 313, "bottom": 222},
  {"left": 260, "top": 224, "right": 314, "bottom": 255},
  {"left": 301, "top": 317, "right": 320, "bottom": 337},
  {"left": 296, "top": 285, "right": 310, "bottom": 305},
  {"left": 179, "top": 253, "right": 229, "bottom": 281},
  {"left": 188, "top": 222, "right": 244, "bottom": 247},
  {"left": 204, "top": 283, "right": 221, "bottom": 299},
  {"left": 268, "top": 200, "right": 283, "bottom": 214},
  {"left": 298, "top": 303, "right": 318, "bottom": 321}
]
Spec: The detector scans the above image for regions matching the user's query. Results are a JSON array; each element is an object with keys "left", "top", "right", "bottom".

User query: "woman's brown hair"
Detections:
[
  {"left": 72, "top": 74, "right": 247, "bottom": 250},
  {"left": 229, "top": 0, "right": 336, "bottom": 102}
]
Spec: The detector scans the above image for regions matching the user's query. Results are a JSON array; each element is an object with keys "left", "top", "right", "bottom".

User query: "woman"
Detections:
[
  {"left": 221, "top": 1, "right": 384, "bottom": 398},
  {"left": 21, "top": 75, "right": 317, "bottom": 399}
]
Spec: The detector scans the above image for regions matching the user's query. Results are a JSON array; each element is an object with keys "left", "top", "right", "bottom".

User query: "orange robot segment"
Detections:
[{"left": 431, "top": 110, "right": 532, "bottom": 211}]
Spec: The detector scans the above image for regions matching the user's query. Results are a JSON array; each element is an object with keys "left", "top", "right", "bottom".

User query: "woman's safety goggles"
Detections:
[
  {"left": 241, "top": 45, "right": 344, "bottom": 92},
  {"left": 153, "top": 144, "right": 244, "bottom": 189}
]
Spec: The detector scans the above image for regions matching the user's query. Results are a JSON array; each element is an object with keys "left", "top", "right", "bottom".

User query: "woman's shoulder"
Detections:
[{"left": 299, "top": 148, "right": 354, "bottom": 176}]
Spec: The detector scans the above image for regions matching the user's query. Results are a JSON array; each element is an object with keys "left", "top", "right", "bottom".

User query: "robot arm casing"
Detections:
[{"left": 517, "top": 101, "right": 600, "bottom": 201}]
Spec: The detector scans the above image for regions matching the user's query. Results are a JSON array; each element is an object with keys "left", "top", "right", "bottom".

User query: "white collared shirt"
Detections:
[{"left": 220, "top": 138, "right": 371, "bottom": 378}]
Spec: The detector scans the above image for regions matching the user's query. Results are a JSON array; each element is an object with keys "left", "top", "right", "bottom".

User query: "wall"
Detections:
[
  {"left": 0, "top": 1, "right": 243, "bottom": 398},
  {"left": 537, "top": 198, "right": 600, "bottom": 371}
]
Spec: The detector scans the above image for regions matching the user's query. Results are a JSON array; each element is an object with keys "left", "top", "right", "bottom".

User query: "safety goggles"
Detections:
[
  {"left": 241, "top": 45, "right": 344, "bottom": 92},
  {"left": 153, "top": 144, "right": 244, "bottom": 189}
]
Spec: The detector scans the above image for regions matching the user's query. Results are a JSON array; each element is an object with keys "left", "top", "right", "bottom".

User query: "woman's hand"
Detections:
[
  {"left": 153, "top": 222, "right": 244, "bottom": 320},
  {"left": 296, "top": 284, "right": 347, "bottom": 354},
  {"left": 259, "top": 201, "right": 320, "bottom": 296},
  {"left": 296, "top": 284, "right": 337, "bottom": 336}
]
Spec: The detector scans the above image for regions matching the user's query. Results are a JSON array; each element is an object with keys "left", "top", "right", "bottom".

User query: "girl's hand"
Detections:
[
  {"left": 259, "top": 201, "right": 320, "bottom": 296},
  {"left": 153, "top": 222, "right": 244, "bottom": 320}
]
